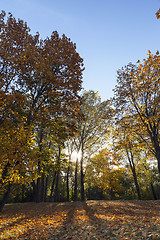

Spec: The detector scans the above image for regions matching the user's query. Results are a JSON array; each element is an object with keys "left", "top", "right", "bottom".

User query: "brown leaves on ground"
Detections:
[{"left": 0, "top": 200, "right": 160, "bottom": 239}]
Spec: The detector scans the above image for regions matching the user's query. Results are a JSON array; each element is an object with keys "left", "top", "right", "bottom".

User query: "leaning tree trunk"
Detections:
[
  {"left": 126, "top": 148, "right": 142, "bottom": 200},
  {"left": 132, "top": 166, "right": 141, "bottom": 200}
]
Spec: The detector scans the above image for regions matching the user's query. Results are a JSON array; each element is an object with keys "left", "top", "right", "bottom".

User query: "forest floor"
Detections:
[{"left": 0, "top": 200, "right": 160, "bottom": 239}]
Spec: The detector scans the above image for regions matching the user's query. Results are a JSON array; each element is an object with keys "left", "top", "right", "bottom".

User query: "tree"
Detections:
[
  {"left": 0, "top": 11, "right": 84, "bottom": 211},
  {"left": 156, "top": 9, "right": 160, "bottom": 19},
  {"left": 113, "top": 52, "right": 160, "bottom": 173},
  {"left": 74, "top": 90, "right": 111, "bottom": 201},
  {"left": 85, "top": 148, "right": 125, "bottom": 200}
]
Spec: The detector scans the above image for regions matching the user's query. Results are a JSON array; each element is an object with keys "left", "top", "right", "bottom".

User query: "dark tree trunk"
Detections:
[
  {"left": 88, "top": 183, "right": 91, "bottom": 200},
  {"left": 31, "top": 181, "right": 36, "bottom": 202},
  {"left": 126, "top": 148, "right": 142, "bottom": 200},
  {"left": 151, "top": 182, "right": 158, "bottom": 200},
  {"left": 80, "top": 140, "right": 85, "bottom": 202},
  {"left": 80, "top": 163, "right": 85, "bottom": 201},
  {"left": 22, "top": 184, "right": 25, "bottom": 202},
  {"left": 145, "top": 122, "right": 160, "bottom": 174},
  {"left": 49, "top": 171, "right": 57, "bottom": 202},
  {"left": 36, "top": 176, "right": 41, "bottom": 203},
  {"left": 54, "top": 146, "right": 61, "bottom": 202},
  {"left": 66, "top": 166, "right": 70, "bottom": 201},
  {"left": 110, "top": 187, "right": 114, "bottom": 200},
  {"left": 155, "top": 147, "right": 160, "bottom": 174},
  {"left": 0, "top": 184, "right": 11, "bottom": 212},
  {"left": 44, "top": 176, "right": 49, "bottom": 202},
  {"left": 36, "top": 127, "right": 44, "bottom": 202},
  {"left": 74, "top": 158, "right": 78, "bottom": 201},
  {"left": 54, "top": 170, "right": 60, "bottom": 202},
  {"left": 132, "top": 166, "right": 141, "bottom": 200},
  {"left": 0, "top": 161, "right": 12, "bottom": 212},
  {"left": 80, "top": 146, "right": 85, "bottom": 201},
  {"left": 0, "top": 161, "right": 11, "bottom": 185},
  {"left": 40, "top": 173, "right": 45, "bottom": 202}
]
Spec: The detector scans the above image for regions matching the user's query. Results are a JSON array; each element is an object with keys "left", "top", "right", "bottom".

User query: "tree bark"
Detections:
[
  {"left": 155, "top": 146, "right": 160, "bottom": 174},
  {"left": 49, "top": 171, "right": 57, "bottom": 202},
  {"left": 44, "top": 176, "right": 49, "bottom": 202},
  {"left": 151, "top": 182, "right": 158, "bottom": 200},
  {"left": 36, "top": 176, "right": 41, "bottom": 203},
  {"left": 35, "top": 127, "right": 44, "bottom": 202},
  {"left": 132, "top": 166, "right": 141, "bottom": 200},
  {"left": 40, "top": 173, "right": 45, "bottom": 202},
  {"left": 54, "top": 170, "right": 60, "bottom": 202},
  {"left": 31, "top": 181, "right": 36, "bottom": 202},
  {"left": 0, "top": 184, "right": 11, "bottom": 212},
  {"left": 66, "top": 166, "right": 70, "bottom": 201},
  {"left": 80, "top": 145, "right": 85, "bottom": 201},
  {"left": 0, "top": 161, "right": 11, "bottom": 186},
  {"left": 126, "top": 148, "right": 142, "bottom": 200},
  {"left": 54, "top": 146, "right": 61, "bottom": 202},
  {"left": 74, "top": 158, "right": 78, "bottom": 201}
]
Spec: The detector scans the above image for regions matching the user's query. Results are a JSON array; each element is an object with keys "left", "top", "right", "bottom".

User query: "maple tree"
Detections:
[
  {"left": 113, "top": 52, "right": 160, "bottom": 174},
  {"left": 0, "top": 10, "right": 84, "bottom": 211}
]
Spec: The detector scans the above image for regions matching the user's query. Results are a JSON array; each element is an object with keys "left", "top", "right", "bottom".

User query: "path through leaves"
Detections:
[{"left": 0, "top": 200, "right": 160, "bottom": 239}]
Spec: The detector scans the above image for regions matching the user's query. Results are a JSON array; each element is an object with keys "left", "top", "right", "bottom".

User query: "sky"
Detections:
[{"left": 1, "top": 0, "right": 160, "bottom": 100}]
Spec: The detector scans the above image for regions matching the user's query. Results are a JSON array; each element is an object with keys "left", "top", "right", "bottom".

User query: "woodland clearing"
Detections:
[{"left": 0, "top": 200, "right": 160, "bottom": 239}]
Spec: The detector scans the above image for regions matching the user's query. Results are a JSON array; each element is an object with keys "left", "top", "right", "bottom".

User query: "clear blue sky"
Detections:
[{"left": 1, "top": 0, "right": 160, "bottom": 100}]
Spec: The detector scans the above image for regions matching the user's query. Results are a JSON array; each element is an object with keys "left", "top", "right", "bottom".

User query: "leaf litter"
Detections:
[{"left": 0, "top": 200, "right": 160, "bottom": 239}]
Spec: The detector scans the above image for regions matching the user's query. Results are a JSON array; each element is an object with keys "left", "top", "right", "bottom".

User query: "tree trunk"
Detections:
[
  {"left": 155, "top": 146, "right": 160, "bottom": 174},
  {"left": 80, "top": 162, "right": 85, "bottom": 201},
  {"left": 49, "top": 171, "right": 57, "bottom": 202},
  {"left": 36, "top": 177, "right": 41, "bottom": 203},
  {"left": 146, "top": 123, "right": 160, "bottom": 174},
  {"left": 40, "top": 173, "right": 45, "bottom": 202},
  {"left": 31, "top": 181, "right": 36, "bottom": 202},
  {"left": 132, "top": 166, "right": 141, "bottom": 200},
  {"left": 44, "top": 176, "right": 49, "bottom": 202},
  {"left": 151, "top": 182, "right": 158, "bottom": 200},
  {"left": 0, "top": 184, "right": 11, "bottom": 212},
  {"left": 74, "top": 158, "right": 78, "bottom": 201},
  {"left": 22, "top": 184, "right": 25, "bottom": 202},
  {"left": 36, "top": 127, "right": 44, "bottom": 202},
  {"left": 80, "top": 145, "right": 85, "bottom": 201},
  {"left": 54, "top": 170, "right": 60, "bottom": 202},
  {"left": 126, "top": 148, "right": 142, "bottom": 200},
  {"left": 0, "top": 161, "right": 11, "bottom": 186},
  {"left": 66, "top": 166, "right": 70, "bottom": 201}
]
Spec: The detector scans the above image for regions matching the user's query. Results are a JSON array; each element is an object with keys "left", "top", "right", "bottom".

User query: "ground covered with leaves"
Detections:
[{"left": 0, "top": 200, "right": 160, "bottom": 239}]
